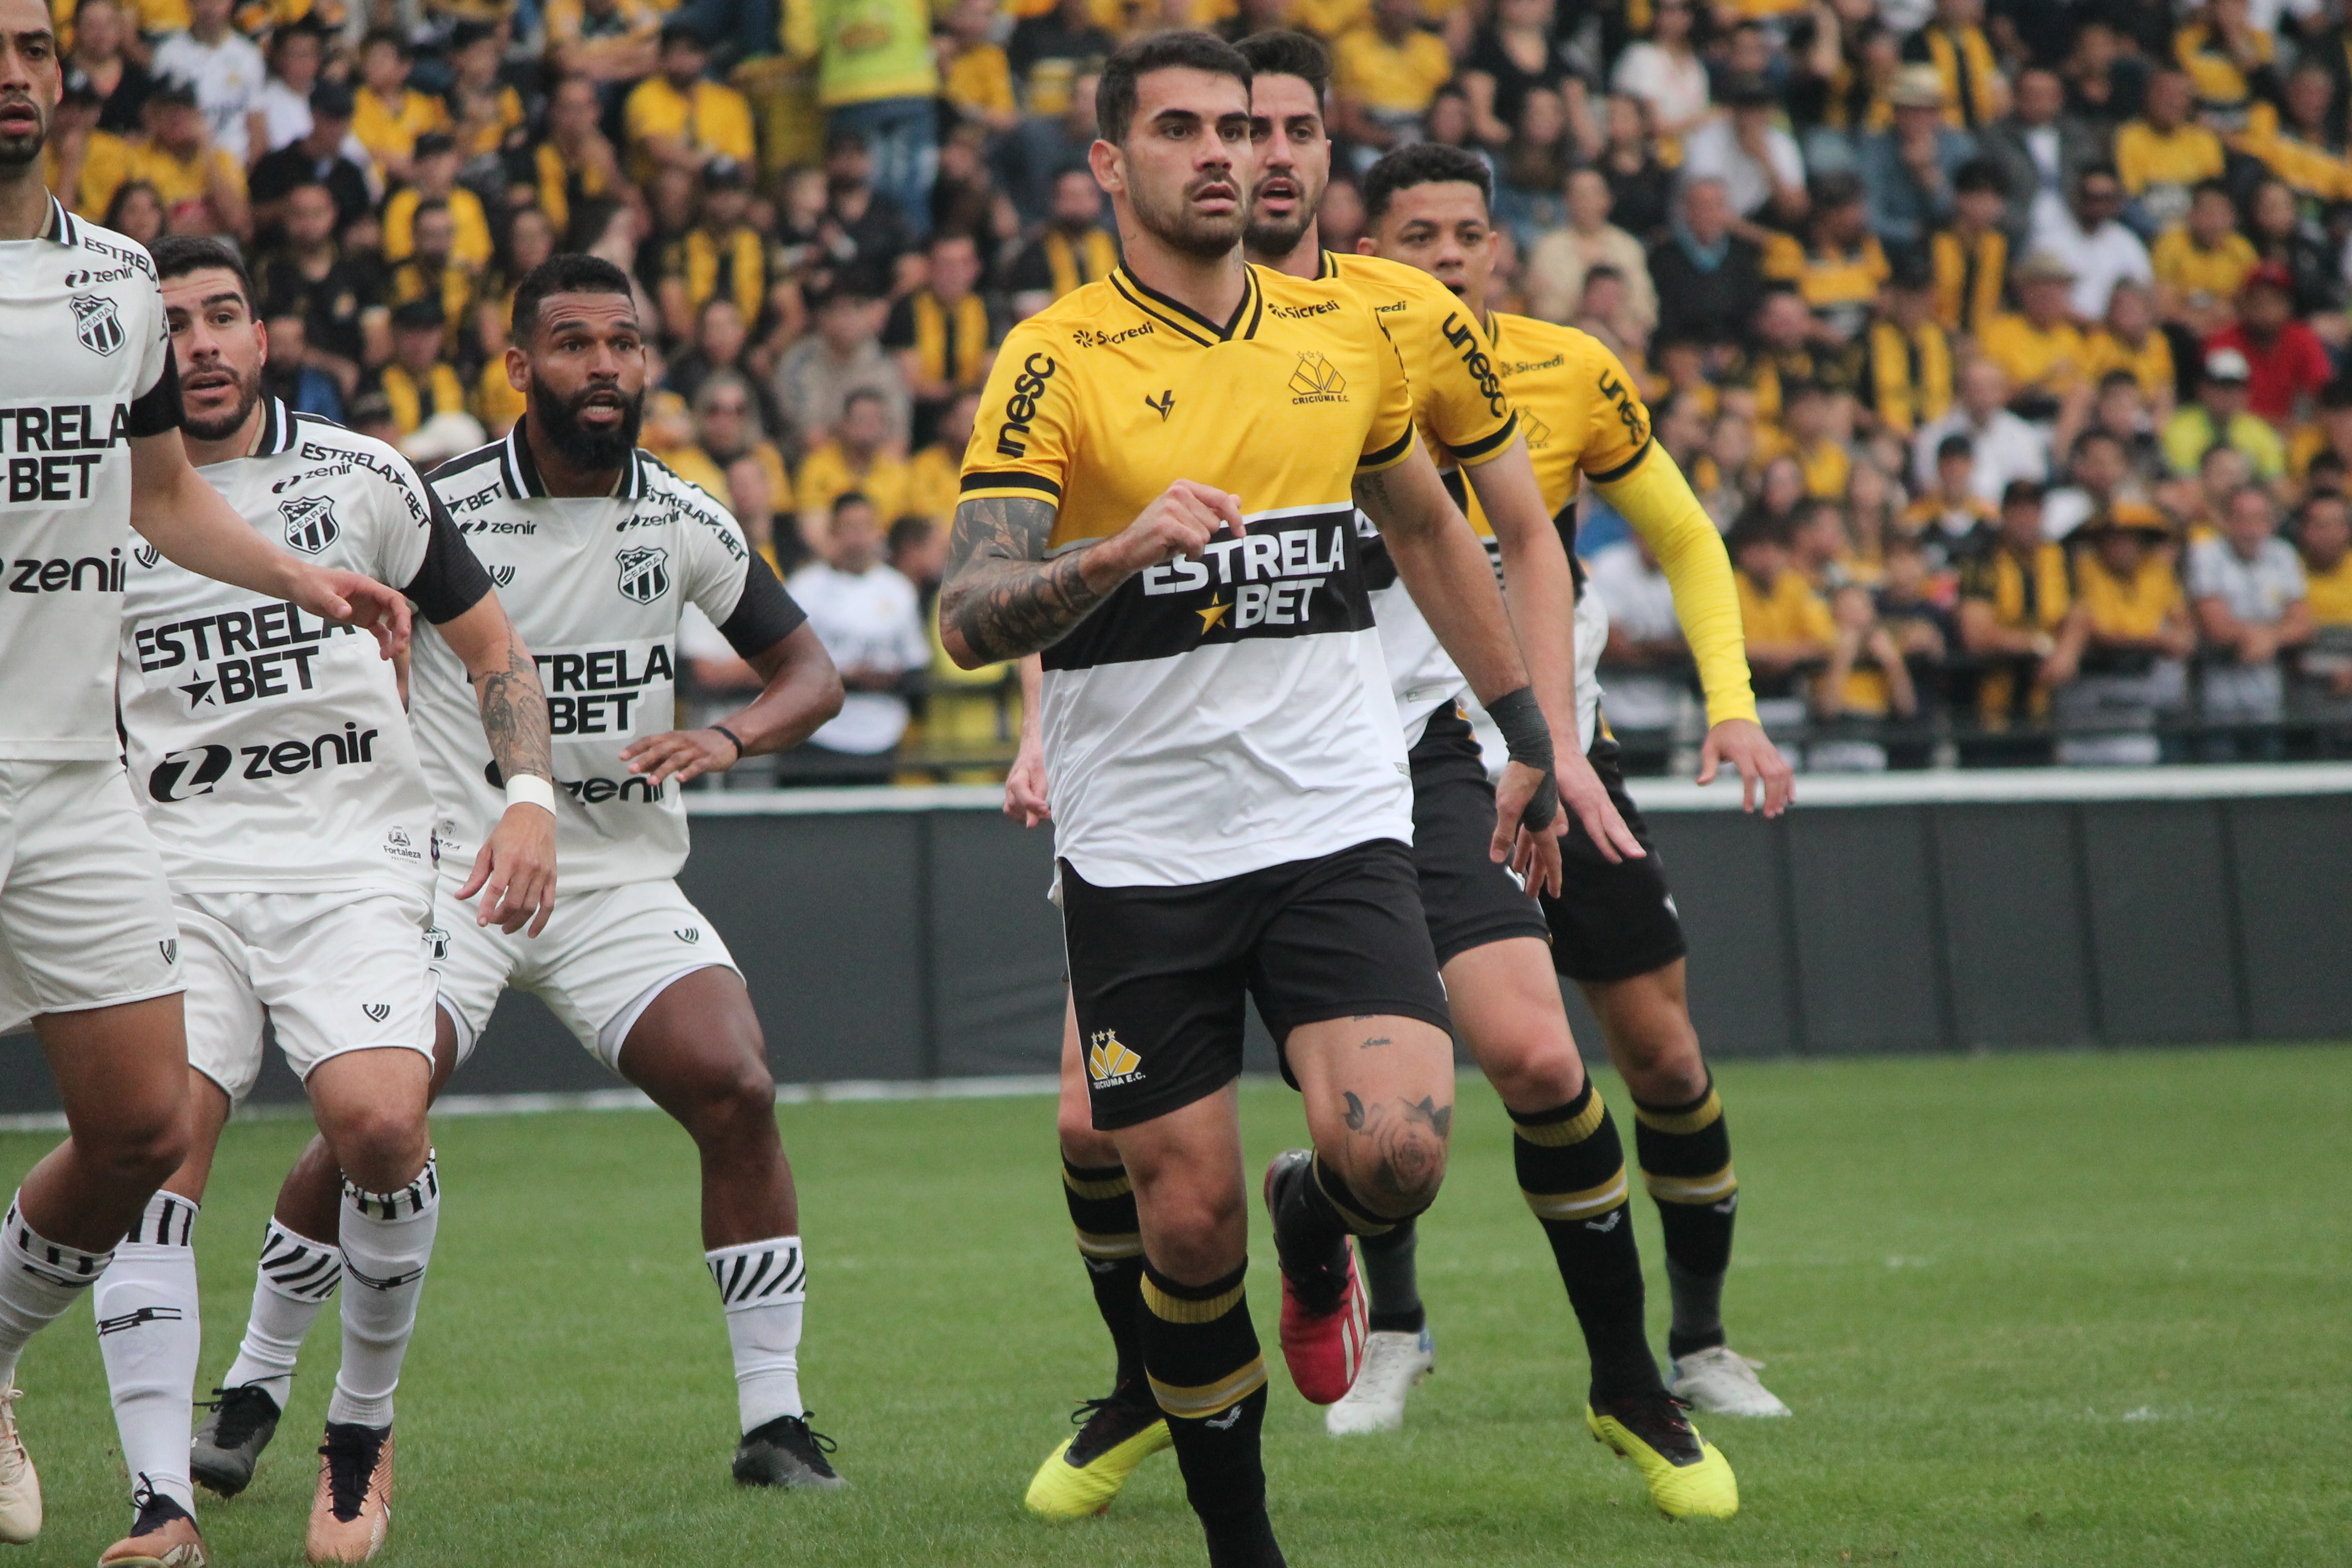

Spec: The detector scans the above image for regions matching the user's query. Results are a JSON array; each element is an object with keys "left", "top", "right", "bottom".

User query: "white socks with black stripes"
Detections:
[
  {"left": 705, "top": 1237, "right": 807, "bottom": 1434},
  {"left": 95, "top": 1191, "right": 204, "bottom": 1512},
  {"left": 326, "top": 1156, "right": 439, "bottom": 1430},
  {"left": 221, "top": 1217, "right": 344, "bottom": 1408},
  {"left": 0, "top": 1189, "right": 115, "bottom": 1391}
]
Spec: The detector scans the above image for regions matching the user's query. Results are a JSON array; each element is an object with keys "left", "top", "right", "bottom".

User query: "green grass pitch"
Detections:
[{"left": 4, "top": 1045, "right": 2347, "bottom": 1566}]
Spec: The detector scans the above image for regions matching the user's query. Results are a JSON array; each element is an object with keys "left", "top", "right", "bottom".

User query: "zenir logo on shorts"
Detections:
[{"left": 1087, "top": 1030, "right": 1144, "bottom": 1089}]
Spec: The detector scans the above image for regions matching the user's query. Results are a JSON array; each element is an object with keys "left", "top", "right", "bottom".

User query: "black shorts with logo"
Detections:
[
  {"left": 1540, "top": 738, "right": 1688, "bottom": 983},
  {"left": 1060, "top": 839, "right": 1452, "bottom": 1130},
  {"left": 1409, "top": 704, "right": 1553, "bottom": 966}
]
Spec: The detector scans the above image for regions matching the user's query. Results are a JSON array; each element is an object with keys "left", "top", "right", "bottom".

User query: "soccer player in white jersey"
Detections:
[
  {"left": 197, "top": 254, "right": 851, "bottom": 1496},
  {"left": 86, "top": 237, "right": 557, "bottom": 1568},
  {"left": 0, "top": 4, "right": 408, "bottom": 1552}
]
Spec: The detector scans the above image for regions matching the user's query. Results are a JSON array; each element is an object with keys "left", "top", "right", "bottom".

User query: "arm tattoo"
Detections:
[
  {"left": 1352, "top": 470, "right": 1393, "bottom": 525},
  {"left": 473, "top": 636, "right": 553, "bottom": 786},
  {"left": 939, "top": 495, "right": 1102, "bottom": 663}
]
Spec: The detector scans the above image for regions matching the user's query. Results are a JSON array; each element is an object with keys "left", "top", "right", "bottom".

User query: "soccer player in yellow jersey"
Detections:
[
  {"left": 1353, "top": 142, "right": 1804, "bottom": 1435},
  {"left": 944, "top": 35, "right": 1562, "bottom": 1567}
]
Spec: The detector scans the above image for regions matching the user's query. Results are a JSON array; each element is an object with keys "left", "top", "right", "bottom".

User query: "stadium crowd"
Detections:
[{"left": 50, "top": 0, "right": 2352, "bottom": 775}]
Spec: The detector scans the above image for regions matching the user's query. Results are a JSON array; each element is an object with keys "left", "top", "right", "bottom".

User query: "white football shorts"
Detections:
[
  {"left": 0, "top": 759, "right": 183, "bottom": 1035},
  {"left": 429, "top": 878, "right": 739, "bottom": 1071},
  {"left": 178, "top": 885, "right": 439, "bottom": 1103}
]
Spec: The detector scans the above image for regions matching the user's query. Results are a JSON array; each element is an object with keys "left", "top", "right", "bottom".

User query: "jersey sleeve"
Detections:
[
  {"left": 1592, "top": 446, "right": 1760, "bottom": 728},
  {"left": 1574, "top": 336, "right": 1656, "bottom": 484},
  {"left": 1413, "top": 288, "right": 1518, "bottom": 465},
  {"left": 958, "top": 323, "right": 1074, "bottom": 507},
  {"left": 680, "top": 489, "right": 808, "bottom": 658},
  {"left": 126, "top": 275, "right": 182, "bottom": 437},
  {"left": 398, "top": 483, "right": 496, "bottom": 626},
  {"left": 1357, "top": 303, "right": 1417, "bottom": 474}
]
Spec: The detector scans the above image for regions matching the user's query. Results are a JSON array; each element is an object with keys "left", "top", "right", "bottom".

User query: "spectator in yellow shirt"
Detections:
[
  {"left": 2240, "top": 63, "right": 2352, "bottom": 206},
  {"left": 373, "top": 301, "right": 469, "bottom": 438},
  {"left": 905, "top": 390, "right": 975, "bottom": 531},
  {"left": 655, "top": 156, "right": 767, "bottom": 344},
  {"left": 693, "top": 371, "right": 792, "bottom": 524},
  {"left": 547, "top": 0, "right": 662, "bottom": 86},
  {"left": 1333, "top": 0, "right": 1454, "bottom": 157},
  {"left": 1980, "top": 251, "right": 2091, "bottom": 414},
  {"left": 2291, "top": 491, "right": 2352, "bottom": 731},
  {"left": 46, "top": 72, "right": 133, "bottom": 219},
  {"left": 1862, "top": 259, "right": 1954, "bottom": 439},
  {"left": 2171, "top": 0, "right": 2268, "bottom": 131},
  {"left": 939, "top": 0, "right": 1019, "bottom": 133},
  {"left": 532, "top": 76, "right": 624, "bottom": 244},
  {"left": 2150, "top": 180, "right": 2256, "bottom": 337},
  {"left": 388, "top": 200, "right": 476, "bottom": 360},
  {"left": 2114, "top": 69, "right": 2225, "bottom": 235},
  {"left": 443, "top": 19, "right": 526, "bottom": 160},
  {"left": 351, "top": 29, "right": 449, "bottom": 186},
  {"left": 2084, "top": 282, "right": 2175, "bottom": 421},
  {"left": 624, "top": 21, "right": 758, "bottom": 186},
  {"left": 1901, "top": 0, "right": 2006, "bottom": 132},
  {"left": 125, "top": 79, "right": 248, "bottom": 239},
  {"left": 796, "top": 389, "right": 912, "bottom": 554},
  {"left": 382, "top": 133, "right": 493, "bottom": 271}
]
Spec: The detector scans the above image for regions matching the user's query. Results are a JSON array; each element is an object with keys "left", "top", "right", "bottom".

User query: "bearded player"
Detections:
[{"left": 188, "top": 254, "right": 851, "bottom": 1501}]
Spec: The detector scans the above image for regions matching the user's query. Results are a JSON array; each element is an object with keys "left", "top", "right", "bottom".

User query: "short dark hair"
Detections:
[
  {"left": 831, "top": 489, "right": 875, "bottom": 518},
  {"left": 360, "top": 26, "right": 407, "bottom": 56},
  {"left": 842, "top": 388, "right": 888, "bottom": 416},
  {"left": 1362, "top": 141, "right": 1491, "bottom": 224},
  {"left": 1935, "top": 433, "right": 1974, "bottom": 461},
  {"left": 149, "top": 236, "right": 254, "bottom": 312},
  {"left": 1096, "top": 31, "right": 1251, "bottom": 146},
  {"left": 1234, "top": 30, "right": 1329, "bottom": 107},
  {"left": 1953, "top": 157, "right": 2005, "bottom": 197},
  {"left": 511, "top": 253, "right": 636, "bottom": 344}
]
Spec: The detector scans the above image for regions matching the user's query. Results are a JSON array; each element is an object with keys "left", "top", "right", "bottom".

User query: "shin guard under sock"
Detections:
[
  {"left": 221, "top": 1217, "right": 342, "bottom": 1408},
  {"left": 1140, "top": 1261, "right": 1283, "bottom": 1568},
  {"left": 1061, "top": 1158, "right": 1147, "bottom": 1398},
  {"left": 95, "top": 1192, "right": 202, "bottom": 1512},
  {"left": 1512, "top": 1086, "right": 1663, "bottom": 1400},
  {"left": 1355, "top": 1216, "right": 1424, "bottom": 1335},
  {"left": 329, "top": 1156, "right": 439, "bottom": 1430},
  {"left": 0, "top": 1190, "right": 113, "bottom": 1388},
  {"left": 706, "top": 1237, "right": 808, "bottom": 1433},
  {"left": 1631, "top": 1077, "right": 1737, "bottom": 1358}
]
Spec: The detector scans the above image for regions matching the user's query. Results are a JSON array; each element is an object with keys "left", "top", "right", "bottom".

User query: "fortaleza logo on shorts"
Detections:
[
  {"left": 614, "top": 545, "right": 670, "bottom": 604},
  {"left": 1087, "top": 1030, "right": 1143, "bottom": 1089},
  {"left": 424, "top": 926, "right": 449, "bottom": 961},
  {"left": 69, "top": 293, "right": 124, "bottom": 356},
  {"left": 1287, "top": 352, "right": 1348, "bottom": 405},
  {"left": 384, "top": 825, "right": 422, "bottom": 864},
  {"left": 280, "top": 494, "right": 339, "bottom": 554}
]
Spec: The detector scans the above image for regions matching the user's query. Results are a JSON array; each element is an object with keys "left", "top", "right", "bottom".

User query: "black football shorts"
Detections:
[
  {"left": 1408, "top": 704, "right": 1553, "bottom": 966},
  {"left": 1540, "top": 738, "right": 1689, "bottom": 983},
  {"left": 1060, "top": 839, "right": 1452, "bottom": 1130}
]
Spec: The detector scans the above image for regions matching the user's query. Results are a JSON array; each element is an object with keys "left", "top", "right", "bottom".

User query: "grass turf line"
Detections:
[{"left": 3, "top": 1045, "right": 2346, "bottom": 1566}]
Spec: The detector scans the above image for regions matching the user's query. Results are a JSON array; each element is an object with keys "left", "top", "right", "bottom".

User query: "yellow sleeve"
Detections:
[
  {"left": 710, "top": 87, "right": 757, "bottom": 161},
  {"left": 1594, "top": 447, "right": 1761, "bottom": 727},
  {"left": 1575, "top": 336, "right": 1656, "bottom": 483},
  {"left": 959, "top": 326, "right": 1077, "bottom": 504},
  {"left": 622, "top": 79, "right": 668, "bottom": 145},
  {"left": 1357, "top": 305, "right": 1418, "bottom": 473},
  {"left": 1412, "top": 286, "right": 1516, "bottom": 464},
  {"left": 382, "top": 187, "right": 418, "bottom": 262}
]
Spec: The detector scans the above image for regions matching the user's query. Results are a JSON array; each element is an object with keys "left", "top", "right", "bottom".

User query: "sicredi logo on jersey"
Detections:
[{"left": 0, "top": 400, "right": 134, "bottom": 508}]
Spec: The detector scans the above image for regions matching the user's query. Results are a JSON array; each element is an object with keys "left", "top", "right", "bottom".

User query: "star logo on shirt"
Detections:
[
  {"left": 1196, "top": 598, "right": 1231, "bottom": 633},
  {"left": 179, "top": 678, "right": 216, "bottom": 708}
]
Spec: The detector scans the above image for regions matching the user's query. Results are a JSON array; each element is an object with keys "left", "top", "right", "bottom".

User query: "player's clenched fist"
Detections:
[{"left": 1093, "top": 480, "right": 1246, "bottom": 582}]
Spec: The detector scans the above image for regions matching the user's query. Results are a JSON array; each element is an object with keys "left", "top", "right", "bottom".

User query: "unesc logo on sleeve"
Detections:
[{"left": 1086, "top": 1030, "right": 1144, "bottom": 1088}]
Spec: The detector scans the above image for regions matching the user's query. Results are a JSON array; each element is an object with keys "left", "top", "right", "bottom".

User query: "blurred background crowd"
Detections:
[{"left": 49, "top": 0, "right": 2352, "bottom": 778}]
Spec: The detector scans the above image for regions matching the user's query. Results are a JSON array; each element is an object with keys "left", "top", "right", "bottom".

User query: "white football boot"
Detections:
[
  {"left": 1668, "top": 1346, "right": 1790, "bottom": 1417},
  {"left": 1324, "top": 1326, "right": 1435, "bottom": 1435},
  {"left": 0, "top": 1385, "right": 40, "bottom": 1544}
]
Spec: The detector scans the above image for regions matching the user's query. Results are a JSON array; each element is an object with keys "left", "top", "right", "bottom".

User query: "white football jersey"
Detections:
[
  {"left": 119, "top": 399, "right": 493, "bottom": 891},
  {"left": 415, "top": 423, "right": 805, "bottom": 892},
  {"left": 0, "top": 199, "right": 184, "bottom": 761}
]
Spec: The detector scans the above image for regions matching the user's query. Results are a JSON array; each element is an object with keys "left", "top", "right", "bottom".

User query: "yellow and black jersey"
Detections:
[
  {"left": 533, "top": 142, "right": 615, "bottom": 242},
  {"left": 1761, "top": 233, "right": 1889, "bottom": 343},
  {"left": 2086, "top": 328, "right": 2175, "bottom": 402},
  {"left": 1317, "top": 249, "right": 1518, "bottom": 470},
  {"left": 1724, "top": 342, "right": 1853, "bottom": 426},
  {"left": 2241, "top": 102, "right": 2352, "bottom": 203},
  {"left": 1020, "top": 227, "right": 1120, "bottom": 301},
  {"left": 1905, "top": 21, "right": 2002, "bottom": 131},
  {"left": 1468, "top": 311, "right": 1760, "bottom": 732},
  {"left": 958, "top": 263, "right": 1418, "bottom": 889},
  {"left": 1864, "top": 317, "right": 1954, "bottom": 437},
  {"left": 2074, "top": 545, "right": 2182, "bottom": 644},
  {"left": 1959, "top": 539, "right": 2071, "bottom": 722},
  {"left": 1931, "top": 225, "right": 2006, "bottom": 338},
  {"left": 660, "top": 225, "right": 767, "bottom": 328},
  {"left": 375, "top": 362, "right": 467, "bottom": 437},
  {"left": 1980, "top": 313, "right": 2091, "bottom": 398},
  {"left": 884, "top": 288, "right": 999, "bottom": 398}
]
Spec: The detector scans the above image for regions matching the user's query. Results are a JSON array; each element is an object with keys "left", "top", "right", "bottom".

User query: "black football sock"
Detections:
[
  {"left": 1271, "top": 1153, "right": 1394, "bottom": 1316},
  {"left": 1061, "top": 1157, "right": 1148, "bottom": 1400},
  {"left": 1512, "top": 1085, "right": 1664, "bottom": 1401},
  {"left": 1631, "top": 1077, "right": 1738, "bottom": 1359},
  {"left": 1140, "top": 1261, "right": 1284, "bottom": 1568},
  {"left": 1355, "top": 1215, "right": 1424, "bottom": 1335}
]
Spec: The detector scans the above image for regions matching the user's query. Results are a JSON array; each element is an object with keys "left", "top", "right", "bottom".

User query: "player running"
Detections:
[
  {"left": 944, "top": 34, "right": 1564, "bottom": 1567},
  {"left": 89, "top": 236, "right": 556, "bottom": 1568},
  {"left": 188, "top": 254, "right": 852, "bottom": 1499},
  {"left": 1015, "top": 30, "right": 1752, "bottom": 1527},
  {"left": 1350, "top": 142, "right": 1797, "bottom": 1424},
  {"left": 0, "top": 6, "right": 408, "bottom": 1554}
]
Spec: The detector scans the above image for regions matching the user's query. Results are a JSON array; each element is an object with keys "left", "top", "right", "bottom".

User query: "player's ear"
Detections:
[
  {"left": 252, "top": 314, "right": 269, "bottom": 369},
  {"left": 1088, "top": 138, "right": 1124, "bottom": 198},
  {"left": 1355, "top": 236, "right": 1377, "bottom": 254},
  {"left": 505, "top": 343, "right": 529, "bottom": 395}
]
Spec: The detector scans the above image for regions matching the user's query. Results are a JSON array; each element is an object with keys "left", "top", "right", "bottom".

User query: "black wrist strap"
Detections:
[
  {"left": 711, "top": 723, "right": 746, "bottom": 761},
  {"left": 1483, "top": 685, "right": 1559, "bottom": 833}
]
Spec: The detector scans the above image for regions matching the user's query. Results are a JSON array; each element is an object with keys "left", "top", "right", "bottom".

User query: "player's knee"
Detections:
[
  {"left": 681, "top": 1055, "right": 780, "bottom": 1150},
  {"left": 1055, "top": 1101, "right": 1117, "bottom": 1166},
  {"left": 326, "top": 1104, "right": 429, "bottom": 1194},
  {"left": 1479, "top": 1030, "right": 1586, "bottom": 1112},
  {"left": 1136, "top": 1184, "right": 1245, "bottom": 1282},
  {"left": 1613, "top": 1026, "right": 1706, "bottom": 1103},
  {"left": 1365, "top": 1130, "right": 1449, "bottom": 1218},
  {"left": 84, "top": 1102, "right": 189, "bottom": 1193}
]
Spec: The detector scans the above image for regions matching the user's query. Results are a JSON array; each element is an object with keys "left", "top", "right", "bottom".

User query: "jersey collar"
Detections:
[
  {"left": 252, "top": 398, "right": 300, "bottom": 459},
  {"left": 43, "top": 194, "right": 78, "bottom": 247},
  {"left": 500, "top": 417, "right": 650, "bottom": 502},
  {"left": 1108, "top": 263, "right": 1262, "bottom": 347}
]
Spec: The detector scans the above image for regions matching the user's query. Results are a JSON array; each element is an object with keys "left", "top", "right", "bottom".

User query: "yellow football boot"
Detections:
[
  {"left": 1024, "top": 1397, "right": 1172, "bottom": 1520},
  {"left": 1586, "top": 1392, "right": 1738, "bottom": 1520}
]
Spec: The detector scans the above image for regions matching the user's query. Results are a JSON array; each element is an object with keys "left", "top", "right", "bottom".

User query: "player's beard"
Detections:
[
  {"left": 530, "top": 377, "right": 643, "bottom": 470},
  {"left": 181, "top": 360, "right": 264, "bottom": 444},
  {"left": 1130, "top": 171, "right": 1248, "bottom": 262},
  {"left": 0, "top": 94, "right": 48, "bottom": 169},
  {"left": 1244, "top": 170, "right": 1320, "bottom": 258}
]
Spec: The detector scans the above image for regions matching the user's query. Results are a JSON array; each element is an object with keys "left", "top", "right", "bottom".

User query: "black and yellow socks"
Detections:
[
  {"left": 1512, "top": 1083, "right": 1663, "bottom": 1400},
  {"left": 1269, "top": 1152, "right": 1393, "bottom": 1315},
  {"left": 1631, "top": 1077, "right": 1738, "bottom": 1359},
  {"left": 1141, "top": 1261, "right": 1284, "bottom": 1568},
  {"left": 1355, "top": 1216, "right": 1424, "bottom": 1334},
  {"left": 1061, "top": 1157, "right": 1148, "bottom": 1399}
]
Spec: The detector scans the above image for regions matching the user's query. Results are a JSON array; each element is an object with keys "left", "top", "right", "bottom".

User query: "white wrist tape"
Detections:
[{"left": 505, "top": 774, "right": 557, "bottom": 816}]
